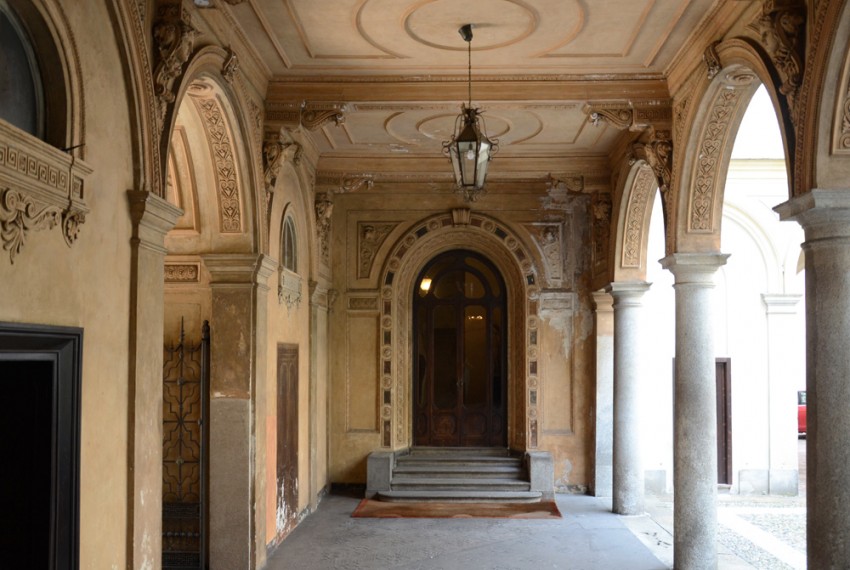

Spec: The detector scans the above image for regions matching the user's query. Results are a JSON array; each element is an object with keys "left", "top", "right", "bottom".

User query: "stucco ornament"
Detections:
[
  {"left": 751, "top": 0, "right": 805, "bottom": 110},
  {"left": 315, "top": 193, "right": 334, "bottom": 265},
  {"left": 153, "top": 4, "right": 198, "bottom": 127}
]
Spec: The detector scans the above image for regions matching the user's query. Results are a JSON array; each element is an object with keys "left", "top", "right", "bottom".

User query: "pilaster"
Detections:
[
  {"left": 761, "top": 293, "right": 803, "bottom": 495},
  {"left": 775, "top": 189, "right": 850, "bottom": 568},
  {"left": 126, "top": 190, "right": 182, "bottom": 570},
  {"left": 661, "top": 252, "right": 728, "bottom": 570},
  {"left": 591, "top": 291, "right": 614, "bottom": 498},
  {"left": 202, "top": 253, "right": 275, "bottom": 570},
  {"left": 308, "top": 280, "right": 332, "bottom": 510}
]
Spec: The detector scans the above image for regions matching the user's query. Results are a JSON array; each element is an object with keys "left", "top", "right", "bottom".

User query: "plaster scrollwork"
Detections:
[
  {"left": 315, "top": 192, "right": 334, "bottom": 266},
  {"left": 153, "top": 3, "right": 198, "bottom": 128},
  {"left": 751, "top": 0, "right": 805, "bottom": 111},
  {"left": 358, "top": 223, "right": 396, "bottom": 279},
  {"left": 302, "top": 103, "right": 348, "bottom": 131},
  {"left": 165, "top": 263, "right": 200, "bottom": 282},
  {"left": 634, "top": 130, "right": 673, "bottom": 197},
  {"left": 703, "top": 41, "right": 722, "bottom": 79},
  {"left": 316, "top": 172, "right": 374, "bottom": 195},
  {"left": 0, "top": 124, "right": 91, "bottom": 264},
  {"left": 221, "top": 48, "right": 239, "bottom": 84}
]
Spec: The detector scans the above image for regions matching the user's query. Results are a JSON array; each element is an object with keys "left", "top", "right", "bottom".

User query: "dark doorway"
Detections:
[
  {"left": 413, "top": 250, "right": 507, "bottom": 447},
  {"left": 716, "top": 358, "right": 732, "bottom": 485},
  {"left": 277, "top": 344, "right": 299, "bottom": 536},
  {"left": 162, "top": 321, "right": 210, "bottom": 570},
  {"left": 0, "top": 322, "right": 83, "bottom": 570}
]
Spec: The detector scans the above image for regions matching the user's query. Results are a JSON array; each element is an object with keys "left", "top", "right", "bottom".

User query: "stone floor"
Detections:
[{"left": 267, "top": 440, "right": 808, "bottom": 569}]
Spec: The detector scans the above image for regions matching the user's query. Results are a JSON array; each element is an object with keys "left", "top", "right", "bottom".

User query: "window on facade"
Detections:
[
  {"left": 282, "top": 217, "right": 297, "bottom": 272},
  {"left": 0, "top": 2, "right": 44, "bottom": 138}
]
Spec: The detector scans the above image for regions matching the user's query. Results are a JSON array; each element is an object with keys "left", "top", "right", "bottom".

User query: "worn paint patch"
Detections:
[{"left": 555, "top": 459, "right": 573, "bottom": 492}]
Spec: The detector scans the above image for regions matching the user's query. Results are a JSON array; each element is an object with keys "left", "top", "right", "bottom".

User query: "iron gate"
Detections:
[{"left": 162, "top": 320, "right": 210, "bottom": 570}]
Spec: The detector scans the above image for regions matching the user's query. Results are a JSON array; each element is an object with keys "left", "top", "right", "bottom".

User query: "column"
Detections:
[
  {"left": 776, "top": 189, "right": 850, "bottom": 568},
  {"left": 761, "top": 294, "right": 803, "bottom": 495},
  {"left": 126, "top": 191, "right": 182, "bottom": 570},
  {"left": 203, "top": 253, "right": 275, "bottom": 570},
  {"left": 592, "top": 291, "right": 614, "bottom": 498},
  {"left": 608, "top": 282, "right": 651, "bottom": 515},
  {"left": 661, "top": 252, "right": 728, "bottom": 570}
]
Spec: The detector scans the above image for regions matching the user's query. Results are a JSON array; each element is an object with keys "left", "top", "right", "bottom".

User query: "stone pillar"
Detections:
[
  {"left": 592, "top": 291, "right": 614, "bottom": 498},
  {"left": 761, "top": 294, "right": 803, "bottom": 495},
  {"left": 308, "top": 280, "right": 331, "bottom": 510},
  {"left": 203, "top": 253, "right": 275, "bottom": 570},
  {"left": 775, "top": 190, "right": 850, "bottom": 568},
  {"left": 126, "top": 191, "right": 182, "bottom": 570},
  {"left": 661, "top": 252, "right": 728, "bottom": 570},
  {"left": 607, "top": 282, "right": 650, "bottom": 515}
]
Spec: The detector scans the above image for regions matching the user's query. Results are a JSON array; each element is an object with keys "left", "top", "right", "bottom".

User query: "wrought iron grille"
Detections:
[{"left": 162, "top": 320, "right": 210, "bottom": 570}]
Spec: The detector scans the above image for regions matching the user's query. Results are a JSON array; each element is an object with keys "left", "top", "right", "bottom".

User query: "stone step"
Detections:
[
  {"left": 377, "top": 490, "right": 543, "bottom": 503},
  {"left": 408, "top": 446, "right": 511, "bottom": 457},
  {"left": 391, "top": 477, "right": 531, "bottom": 492},
  {"left": 396, "top": 455, "right": 522, "bottom": 467},
  {"left": 393, "top": 464, "right": 524, "bottom": 479}
]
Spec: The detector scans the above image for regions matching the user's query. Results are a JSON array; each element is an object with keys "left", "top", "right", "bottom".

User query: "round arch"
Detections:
[
  {"left": 612, "top": 161, "right": 660, "bottom": 282},
  {"left": 673, "top": 39, "right": 790, "bottom": 253},
  {"left": 378, "top": 212, "right": 542, "bottom": 452}
]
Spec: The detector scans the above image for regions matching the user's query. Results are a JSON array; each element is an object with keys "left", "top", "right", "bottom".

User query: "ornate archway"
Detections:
[{"left": 378, "top": 210, "right": 542, "bottom": 452}]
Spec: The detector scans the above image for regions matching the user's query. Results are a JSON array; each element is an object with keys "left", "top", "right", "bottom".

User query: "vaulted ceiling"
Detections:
[{"left": 204, "top": 0, "right": 753, "bottom": 189}]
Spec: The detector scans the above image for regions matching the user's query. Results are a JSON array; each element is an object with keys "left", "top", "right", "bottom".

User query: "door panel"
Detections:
[{"left": 413, "top": 250, "right": 507, "bottom": 447}]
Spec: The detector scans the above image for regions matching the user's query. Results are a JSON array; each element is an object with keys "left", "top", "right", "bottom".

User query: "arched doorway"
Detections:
[{"left": 413, "top": 249, "right": 507, "bottom": 447}]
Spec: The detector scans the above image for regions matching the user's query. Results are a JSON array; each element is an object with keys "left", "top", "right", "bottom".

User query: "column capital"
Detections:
[
  {"left": 127, "top": 190, "right": 182, "bottom": 254},
  {"left": 605, "top": 281, "right": 651, "bottom": 308},
  {"left": 774, "top": 189, "right": 850, "bottom": 239},
  {"left": 660, "top": 252, "right": 729, "bottom": 283},
  {"left": 761, "top": 293, "right": 802, "bottom": 314},
  {"left": 592, "top": 290, "right": 613, "bottom": 314},
  {"left": 202, "top": 253, "right": 277, "bottom": 286}
]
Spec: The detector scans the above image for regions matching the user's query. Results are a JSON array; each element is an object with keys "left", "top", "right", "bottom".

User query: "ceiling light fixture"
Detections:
[{"left": 442, "top": 24, "right": 498, "bottom": 202}]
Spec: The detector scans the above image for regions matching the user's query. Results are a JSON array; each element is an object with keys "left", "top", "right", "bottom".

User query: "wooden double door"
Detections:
[{"left": 413, "top": 250, "right": 507, "bottom": 447}]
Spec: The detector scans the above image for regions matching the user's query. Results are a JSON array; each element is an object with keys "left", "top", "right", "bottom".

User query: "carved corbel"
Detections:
[
  {"left": 222, "top": 48, "right": 239, "bottom": 84},
  {"left": 703, "top": 41, "right": 722, "bottom": 79},
  {"left": 263, "top": 129, "right": 302, "bottom": 193},
  {"left": 302, "top": 103, "right": 348, "bottom": 131},
  {"left": 586, "top": 101, "right": 672, "bottom": 132},
  {"left": 315, "top": 173, "right": 374, "bottom": 195},
  {"left": 751, "top": 0, "right": 805, "bottom": 109},
  {"left": 633, "top": 130, "right": 673, "bottom": 197},
  {"left": 153, "top": 3, "right": 198, "bottom": 128},
  {"left": 315, "top": 192, "right": 334, "bottom": 266}
]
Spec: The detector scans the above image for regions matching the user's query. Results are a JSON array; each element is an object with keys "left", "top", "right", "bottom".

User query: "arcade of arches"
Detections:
[{"left": 2, "top": 0, "right": 850, "bottom": 569}]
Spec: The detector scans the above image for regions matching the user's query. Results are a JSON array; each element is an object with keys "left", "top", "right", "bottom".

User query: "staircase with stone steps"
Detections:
[{"left": 375, "top": 447, "right": 542, "bottom": 503}]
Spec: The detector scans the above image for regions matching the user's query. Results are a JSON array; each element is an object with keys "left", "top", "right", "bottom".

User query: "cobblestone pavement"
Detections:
[{"left": 629, "top": 439, "right": 807, "bottom": 569}]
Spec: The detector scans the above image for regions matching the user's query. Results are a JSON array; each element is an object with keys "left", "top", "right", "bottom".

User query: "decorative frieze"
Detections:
[
  {"left": 586, "top": 100, "right": 672, "bottom": 132},
  {"left": 347, "top": 296, "right": 378, "bottom": 311},
  {"left": 621, "top": 165, "right": 656, "bottom": 269},
  {"left": 265, "top": 101, "right": 349, "bottom": 132},
  {"left": 315, "top": 173, "right": 374, "bottom": 194},
  {"left": 0, "top": 124, "right": 91, "bottom": 264},
  {"left": 543, "top": 174, "right": 584, "bottom": 210},
  {"left": 190, "top": 94, "right": 242, "bottom": 233},
  {"left": 165, "top": 263, "right": 200, "bottom": 282}
]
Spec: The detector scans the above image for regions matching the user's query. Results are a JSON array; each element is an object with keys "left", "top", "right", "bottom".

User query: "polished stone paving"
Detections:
[{"left": 267, "top": 441, "right": 807, "bottom": 569}]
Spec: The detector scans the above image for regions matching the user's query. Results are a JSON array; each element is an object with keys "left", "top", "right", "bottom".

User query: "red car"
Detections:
[{"left": 798, "top": 391, "right": 807, "bottom": 436}]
